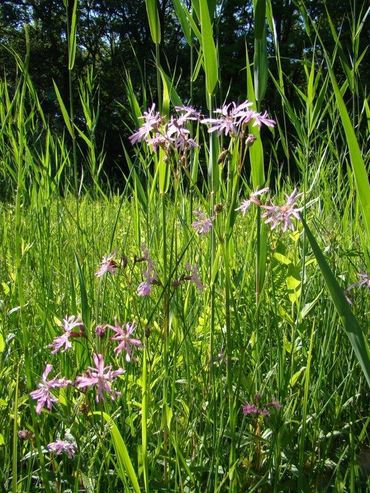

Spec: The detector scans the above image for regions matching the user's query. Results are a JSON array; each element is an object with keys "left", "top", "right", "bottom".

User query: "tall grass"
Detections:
[{"left": 0, "top": 1, "right": 369, "bottom": 492}]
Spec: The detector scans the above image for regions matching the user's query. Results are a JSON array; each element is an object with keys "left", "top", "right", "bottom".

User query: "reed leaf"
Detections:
[
  {"left": 145, "top": 0, "right": 161, "bottom": 45},
  {"left": 199, "top": 0, "right": 218, "bottom": 98}
]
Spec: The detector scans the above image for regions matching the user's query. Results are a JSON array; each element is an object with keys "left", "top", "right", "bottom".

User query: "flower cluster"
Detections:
[
  {"left": 237, "top": 187, "right": 303, "bottom": 232},
  {"left": 242, "top": 396, "right": 282, "bottom": 418},
  {"left": 31, "top": 312, "right": 142, "bottom": 413},
  {"left": 47, "top": 439, "right": 77, "bottom": 459},
  {"left": 129, "top": 101, "right": 275, "bottom": 151},
  {"left": 202, "top": 101, "right": 275, "bottom": 137},
  {"left": 129, "top": 104, "right": 200, "bottom": 153}
]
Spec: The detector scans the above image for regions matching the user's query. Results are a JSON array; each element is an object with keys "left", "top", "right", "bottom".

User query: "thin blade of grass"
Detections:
[
  {"left": 90, "top": 412, "right": 141, "bottom": 493},
  {"left": 68, "top": 0, "right": 78, "bottom": 71},
  {"left": 199, "top": 0, "right": 218, "bottom": 98},
  {"left": 145, "top": 0, "right": 161, "bottom": 45}
]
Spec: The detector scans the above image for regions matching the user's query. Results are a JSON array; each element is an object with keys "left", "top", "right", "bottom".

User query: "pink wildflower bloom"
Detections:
[
  {"left": 236, "top": 187, "right": 270, "bottom": 215},
  {"left": 175, "top": 105, "right": 201, "bottom": 125},
  {"left": 261, "top": 189, "right": 303, "bottom": 232},
  {"left": 30, "top": 364, "right": 71, "bottom": 414},
  {"left": 147, "top": 134, "right": 169, "bottom": 152},
  {"left": 252, "top": 110, "right": 276, "bottom": 128},
  {"left": 47, "top": 439, "right": 77, "bottom": 459},
  {"left": 109, "top": 322, "right": 142, "bottom": 361},
  {"left": 137, "top": 245, "right": 158, "bottom": 297},
  {"left": 48, "top": 315, "right": 84, "bottom": 354},
  {"left": 95, "top": 253, "right": 119, "bottom": 277},
  {"left": 75, "top": 353, "right": 124, "bottom": 402},
  {"left": 347, "top": 272, "right": 370, "bottom": 292},
  {"left": 185, "top": 264, "right": 204, "bottom": 291},
  {"left": 137, "top": 280, "right": 153, "bottom": 296},
  {"left": 266, "top": 400, "right": 282, "bottom": 410},
  {"left": 129, "top": 104, "right": 163, "bottom": 145},
  {"left": 357, "top": 273, "right": 370, "bottom": 288},
  {"left": 95, "top": 324, "right": 107, "bottom": 337},
  {"left": 192, "top": 209, "right": 214, "bottom": 234},
  {"left": 242, "top": 403, "right": 270, "bottom": 417},
  {"left": 202, "top": 101, "right": 274, "bottom": 137},
  {"left": 202, "top": 102, "right": 240, "bottom": 136}
]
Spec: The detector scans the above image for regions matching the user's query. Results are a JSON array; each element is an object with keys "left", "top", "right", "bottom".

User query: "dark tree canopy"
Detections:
[{"left": 1, "top": 0, "right": 368, "bottom": 177}]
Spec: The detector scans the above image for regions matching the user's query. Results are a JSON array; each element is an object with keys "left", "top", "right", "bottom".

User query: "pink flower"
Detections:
[
  {"left": 252, "top": 110, "right": 276, "bottom": 128},
  {"left": 242, "top": 397, "right": 282, "bottom": 417},
  {"left": 202, "top": 101, "right": 275, "bottom": 137},
  {"left": 96, "top": 253, "right": 119, "bottom": 277},
  {"left": 185, "top": 264, "right": 204, "bottom": 291},
  {"left": 109, "top": 322, "right": 142, "bottom": 361},
  {"left": 129, "top": 104, "right": 163, "bottom": 145},
  {"left": 347, "top": 272, "right": 370, "bottom": 290},
  {"left": 75, "top": 354, "right": 124, "bottom": 402},
  {"left": 137, "top": 280, "right": 153, "bottom": 296},
  {"left": 174, "top": 105, "right": 201, "bottom": 125},
  {"left": 47, "top": 439, "right": 77, "bottom": 458},
  {"left": 137, "top": 245, "right": 158, "bottom": 297},
  {"left": 48, "top": 315, "right": 84, "bottom": 354},
  {"left": 192, "top": 210, "right": 214, "bottom": 234},
  {"left": 95, "top": 324, "right": 107, "bottom": 337},
  {"left": 30, "top": 364, "right": 71, "bottom": 414},
  {"left": 236, "top": 187, "right": 269, "bottom": 215},
  {"left": 261, "top": 189, "right": 303, "bottom": 232}
]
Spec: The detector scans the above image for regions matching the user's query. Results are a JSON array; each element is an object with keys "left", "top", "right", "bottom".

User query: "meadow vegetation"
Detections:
[{"left": 0, "top": 1, "right": 369, "bottom": 491}]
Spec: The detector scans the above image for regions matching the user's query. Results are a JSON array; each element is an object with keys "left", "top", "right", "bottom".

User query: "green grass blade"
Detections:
[
  {"left": 253, "top": 0, "right": 268, "bottom": 103},
  {"left": 75, "top": 254, "right": 90, "bottom": 328},
  {"left": 90, "top": 412, "right": 141, "bottom": 493},
  {"left": 68, "top": 0, "right": 78, "bottom": 71},
  {"left": 199, "top": 0, "right": 218, "bottom": 97},
  {"left": 172, "top": 0, "right": 193, "bottom": 45},
  {"left": 53, "top": 80, "right": 73, "bottom": 137},
  {"left": 145, "top": 0, "right": 161, "bottom": 45},
  {"left": 302, "top": 217, "right": 370, "bottom": 388}
]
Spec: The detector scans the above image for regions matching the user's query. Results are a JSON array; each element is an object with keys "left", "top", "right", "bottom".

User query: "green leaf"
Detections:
[
  {"left": 75, "top": 254, "right": 90, "bottom": 328},
  {"left": 302, "top": 217, "right": 370, "bottom": 388},
  {"left": 199, "top": 0, "right": 218, "bottom": 97},
  {"left": 0, "top": 333, "right": 4, "bottom": 353},
  {"left": 90, "top": 412, "right": 140, "bottom": 493},
  {"left": 68, "top": 0, "right": 78, "bottom": 71},
  {"left": 145, "top": 0, "right": 161, "bottom": 45},
  {"left": 172, "top": 0, "right": 192, "bottom": 45},
  {"left": 53, "top": 80, "right": 73, "bottom": 137}
]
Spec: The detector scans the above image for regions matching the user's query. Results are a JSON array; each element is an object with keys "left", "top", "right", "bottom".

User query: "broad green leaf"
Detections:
[
  {"left": 0, "top": 333, "right": 4, "bottom": 353},
  {"left": 302, "top": 217, "right": 370, "bottom": 388}
]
